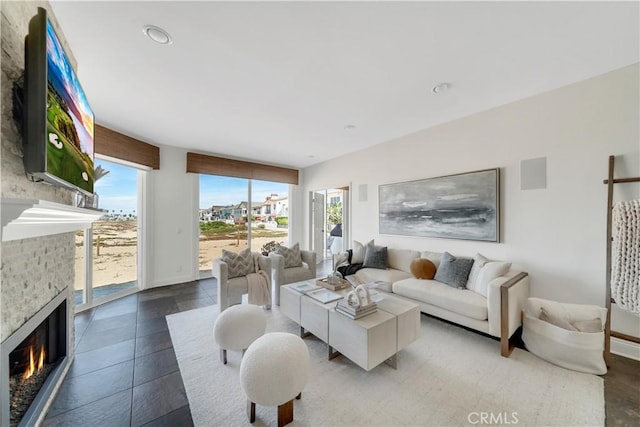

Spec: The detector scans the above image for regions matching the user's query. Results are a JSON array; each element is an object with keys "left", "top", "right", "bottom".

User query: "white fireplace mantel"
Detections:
[{"left": 1, "top": 198, "right": 104, "bottom": 242}]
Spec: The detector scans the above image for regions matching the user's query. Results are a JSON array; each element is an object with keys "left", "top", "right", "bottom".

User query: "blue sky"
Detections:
[
  {"left": 94, "top": 159, "right": 137, "bottom": 214},
  {"left": 199, "top": 175, "right": 288, "bottom": 209},
  {"left": 94, "top": 159, "right": 288, "bottom": 212}
]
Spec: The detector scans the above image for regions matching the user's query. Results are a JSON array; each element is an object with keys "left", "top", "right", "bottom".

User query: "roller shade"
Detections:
[{"left": 186, "top": 152, "right": 298, "bottom": 185}]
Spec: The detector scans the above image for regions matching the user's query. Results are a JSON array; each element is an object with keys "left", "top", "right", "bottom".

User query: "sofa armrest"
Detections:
[
  {"left": 487, "top": 271, "right": 529, "bottom": 357},
  {"left": 212, "top": 258, "right": 229, "bottom": 310},
  {"left": 300, "top": 250, "right": 317, "bottom": 278}
]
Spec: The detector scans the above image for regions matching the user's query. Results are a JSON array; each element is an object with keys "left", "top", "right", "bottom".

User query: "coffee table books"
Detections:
[
  {"left": 306, "top": 288, "right": 344, "bottom": 304},
  {"left": 291, "top": 282, "right": 322, "bottom": 294},
  {"left": 335, "top": 300, "right": 378, "bottom": 320}
]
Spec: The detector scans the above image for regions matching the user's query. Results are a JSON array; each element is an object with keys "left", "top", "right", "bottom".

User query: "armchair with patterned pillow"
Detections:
[
  {"left": 213, "top": 248, "right": 272, "bottom": 312},
  {"left": 269, "top": 243, "right": 317, "bottom": 305}
]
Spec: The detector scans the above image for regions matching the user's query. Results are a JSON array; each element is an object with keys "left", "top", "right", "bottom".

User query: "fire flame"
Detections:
[{"left": 23, "top": 345, "right": 45, "bottom": 380}]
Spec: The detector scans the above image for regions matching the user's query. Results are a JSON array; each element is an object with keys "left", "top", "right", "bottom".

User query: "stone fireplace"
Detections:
[
  {"left": 1, "top": 203, "right": 101, "bottom": 425},
  {"left": 1, "top": 291, "right": 69, "bottom": 427},
  {"left": 0, "top": 2, "right": 99, "bottom": 424}
]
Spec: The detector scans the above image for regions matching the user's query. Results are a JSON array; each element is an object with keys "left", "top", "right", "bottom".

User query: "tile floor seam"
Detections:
[
  {"left": 139, "top": 404, "right": 191, "bottom": 427},
  {"left": 130, "top": 297, "right": 141, "bottom": 427},
  {"left": 46, "top": 387, "right": 134, "bottom": 422}
]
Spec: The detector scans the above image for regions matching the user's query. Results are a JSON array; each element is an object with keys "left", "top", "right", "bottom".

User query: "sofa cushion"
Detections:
[
  {"left": 393, "top": 278, "right": 488, "bottom": 321},
  {"left": 283, "top": 265, "right": 314, "bottom": 284},
  {"left": 387, "top": 249, "right": 420, "bottom": 273},
  {"left": 355, "top": 267, "right": 412, "bottom": 286},
  {"left": 351, "top": 240, "right": 373, "bottom": 264},
  {"left": 410, "top": 258, "right": 436, "bottom": 279},
  {"left": 276, "top": 243, "right": 302, "bottom": 268},
  {"left": 363, "top": 242, "right": 388, "bottom": 269},
  {"left": 473, "top": 261, "right": 511, "bottom": 297},
  {"left": 222, "top": 248, "right": 254, "bottom": 278},
  {"left": 467, "top": 253, "right": 490, "bottom": 290},
  {"left": 420, "top": 251, "right": 443, "bottom": 268},
  {"left": 433, "top": 252, "right": 474, "bottom": 289}
]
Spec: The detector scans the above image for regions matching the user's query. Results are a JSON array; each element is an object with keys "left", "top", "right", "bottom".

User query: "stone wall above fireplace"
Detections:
[
  {"left": 0, "top": 1, "right": 80, "bottom": 424},
  {"left": 0, "top": 1, "right": 77, "bottom": 341}
]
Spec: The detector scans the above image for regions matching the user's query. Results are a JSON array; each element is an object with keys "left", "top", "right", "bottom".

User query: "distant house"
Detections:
[
  {"left": 254, "top": 194, "right": 288, "bottom": 221},
  {"left": 199, "top": 208, "right": 213, "bottom": 222}
]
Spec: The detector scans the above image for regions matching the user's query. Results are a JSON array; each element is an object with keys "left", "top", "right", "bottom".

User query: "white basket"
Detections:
[{"left": 522, "top": 298, "right": 607, "bottom": 375}]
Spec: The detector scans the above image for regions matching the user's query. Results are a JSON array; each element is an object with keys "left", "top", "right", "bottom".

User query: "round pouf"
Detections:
[
  {"left": 240, "top": 332, "right": 309, "bottom": 418},
  {"left": 213, "top": 304, "right": 266, "bottom": 364}
]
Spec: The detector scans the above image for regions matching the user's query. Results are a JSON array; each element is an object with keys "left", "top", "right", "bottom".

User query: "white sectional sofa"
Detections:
[{"left": 349, "top": 248, "right": 529, "bottom": 357}]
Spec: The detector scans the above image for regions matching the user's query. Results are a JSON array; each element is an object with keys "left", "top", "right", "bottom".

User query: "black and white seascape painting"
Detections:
[{"left": 379, "top": 169, "right": 499, "bottom": 242}]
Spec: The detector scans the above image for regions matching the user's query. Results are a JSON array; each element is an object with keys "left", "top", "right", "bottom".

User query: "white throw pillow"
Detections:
[
  {"left": 473, "top": 261, "right": 512, "bottom": 297},
  {"left": 351, "top": 239, "right": 373, "bottom": 264},
  {"left": 420, "top": 251, "right": 443, "bottom": 269},
  {"left": 466, "top": 253, "right": 490, "bottom": 290}
]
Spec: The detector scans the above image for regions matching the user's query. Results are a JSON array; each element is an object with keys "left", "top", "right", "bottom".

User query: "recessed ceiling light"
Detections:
[
  {"left": 344, "top": 124, "right": 356, "bottom": 131},
  {"left": 432, "top": 83, "right": 451, "bottom": 94},
  {"left": 143, "top": 25, "right": 173, "bottom": 45},
  {"left": 308, "top": 155, "right": 315, "bottom": 159}
]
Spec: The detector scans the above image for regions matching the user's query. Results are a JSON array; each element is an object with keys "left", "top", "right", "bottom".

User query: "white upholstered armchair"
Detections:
[
  {"left": 269, "top": 245, "right": 317, "bottom": 305},
  {"left": 213, "top": 251, "right": 272, "bottom": 312}
]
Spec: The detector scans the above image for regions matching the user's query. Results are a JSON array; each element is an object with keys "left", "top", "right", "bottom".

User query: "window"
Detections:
[
  {"left": 198, "top": 175, "right": 289, "bottom": 275},
  {"left": 74, "top": 158, "right": 143, "bottom": 306}
]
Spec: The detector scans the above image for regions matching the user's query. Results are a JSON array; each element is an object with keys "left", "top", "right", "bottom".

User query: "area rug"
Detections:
[{"left": 167, "top": 305, "right": 604, "bottom": 426}]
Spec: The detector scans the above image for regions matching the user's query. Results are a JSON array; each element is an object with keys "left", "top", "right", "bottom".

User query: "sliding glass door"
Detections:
[
  {"left": 250, "top": 180, "right": 289, "bottom": 254},
  {"left": 198, "top": 175, "right": 249, "bottom": 274},
  {"left": 74, "top": 158, "right": 144, "bottom": 306},
  {"left": 198, "top": 176, "right": 289, "bottom": 276}
]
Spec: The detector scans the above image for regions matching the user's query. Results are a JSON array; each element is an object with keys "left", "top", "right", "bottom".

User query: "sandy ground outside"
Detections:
[{"left": 74, "top": 221, "right": 288, "bottom": 290}]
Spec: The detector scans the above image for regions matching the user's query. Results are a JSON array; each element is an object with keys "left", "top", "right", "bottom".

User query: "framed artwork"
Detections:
[{"left": 379, "top": 168, "right": 500, "bottom": 242}]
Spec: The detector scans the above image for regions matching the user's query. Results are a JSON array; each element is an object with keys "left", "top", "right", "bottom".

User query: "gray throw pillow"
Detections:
[
  {"left": 275, "top": 243, "right": 303, "bottom": 268},
  {"left": 433, "top": 251, "right": 474, "bottom": 289},
  {"left": 221, "top": 248, "right": 254, "bottom": 278},
  {"left": 362, "top": 242, "right": 388, "bottom": 270}
]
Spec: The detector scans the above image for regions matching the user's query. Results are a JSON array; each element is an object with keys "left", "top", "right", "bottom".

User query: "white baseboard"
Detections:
[
  {"left": 150, "top": 273, "right": 197, "bottom": 288},
  {"left": 611, "top": 337, "right": 640, "bottom": 361}
]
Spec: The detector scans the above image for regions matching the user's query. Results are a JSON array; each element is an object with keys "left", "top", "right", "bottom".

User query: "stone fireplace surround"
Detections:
[
  {"left": 1, "top": 2, "right": 93, "bottom": 423},
  {"left": 0, "top": 291, "right": 69, "bottom": 427},
  {"left": 0, "top": 200, "right": 103, "bottom": 425}
]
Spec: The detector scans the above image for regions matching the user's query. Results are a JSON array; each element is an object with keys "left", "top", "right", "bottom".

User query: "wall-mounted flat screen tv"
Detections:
[{"left": 24, "top": 7, "right": 94, "bottom": 196}]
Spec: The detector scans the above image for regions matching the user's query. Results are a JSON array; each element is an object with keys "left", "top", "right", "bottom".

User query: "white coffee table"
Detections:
[{"left": 280, "top": 282, "right": 420, "bottom": 371}]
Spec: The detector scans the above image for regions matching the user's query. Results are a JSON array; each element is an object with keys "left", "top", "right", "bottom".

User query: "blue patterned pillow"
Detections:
[
  {"left": 221, "top": 248, "right": 254, "bottom": 278},
  {"left": 276, "top": 243, "right": 303, "bottom": 268},
  {"left": 434, "top": 251, "right": 474, "bottom": 289},
  {"left": 362, "top": 241, "right": 388, "bottom": 270}
]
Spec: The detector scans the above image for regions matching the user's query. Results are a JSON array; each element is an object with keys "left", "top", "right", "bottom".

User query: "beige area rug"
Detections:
[{"left": 167, "top": 305, "right": 604, "bottom": 427}]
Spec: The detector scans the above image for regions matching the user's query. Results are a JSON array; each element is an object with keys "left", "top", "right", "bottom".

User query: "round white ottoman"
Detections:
[
  {"left": 213, "top": 304, "right": 266, "bottom": 364},
  {"left": 240, "top": 332, "right": 310, "bottom": 426}
]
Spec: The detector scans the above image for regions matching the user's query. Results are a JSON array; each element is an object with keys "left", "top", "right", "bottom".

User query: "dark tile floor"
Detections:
[
  {"left": 43, "top": 271, "right": 639, "bottom": 426},
  {"left": 43, "top": 279, "right": 217, "bottom": 427}
]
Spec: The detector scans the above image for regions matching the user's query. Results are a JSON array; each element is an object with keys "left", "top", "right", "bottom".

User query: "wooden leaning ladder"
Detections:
[{"left": 603, "top": 155, "right": 640, "bottom": 365}]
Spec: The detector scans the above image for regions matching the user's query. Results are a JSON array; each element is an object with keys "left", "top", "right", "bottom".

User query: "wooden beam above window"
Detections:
[
  {"left": 186, "top": 152, "right": 299, "bottom": 185},
  {"left": 95, "top": 124, "right": 160, "bottom": 169}
]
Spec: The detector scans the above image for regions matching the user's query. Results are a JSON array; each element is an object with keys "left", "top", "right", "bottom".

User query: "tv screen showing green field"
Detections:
[{"left": 46, "top": 20, "right": 94, "bottom": 194}]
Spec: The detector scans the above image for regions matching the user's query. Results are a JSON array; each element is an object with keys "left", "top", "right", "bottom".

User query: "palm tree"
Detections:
[{"left": 94, "top": 165, "right": 110, "bottom": 181}]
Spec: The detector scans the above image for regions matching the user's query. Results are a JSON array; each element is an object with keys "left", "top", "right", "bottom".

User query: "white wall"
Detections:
[
  {"left": 148, "top": 145, "right": 199, "bottom": 287},
  {"left": 300, "top": 64, "right": 639, "bottom": 338}
]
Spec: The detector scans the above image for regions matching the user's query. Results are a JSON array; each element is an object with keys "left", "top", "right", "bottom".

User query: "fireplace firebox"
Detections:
[{"left": 1, "top": 292, "right": 70, "bottom": 427}]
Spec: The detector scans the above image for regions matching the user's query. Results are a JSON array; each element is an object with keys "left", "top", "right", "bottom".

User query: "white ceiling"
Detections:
[{"left": 50, "top": 1, "right": 639, "bottom": 169}]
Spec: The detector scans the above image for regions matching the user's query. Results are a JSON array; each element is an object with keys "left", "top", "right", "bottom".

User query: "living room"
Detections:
[{"left": 1, "top": 1, "right": 638, "bottom": 426}]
